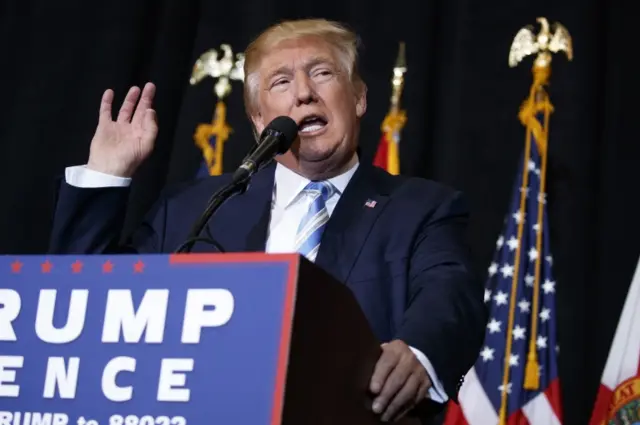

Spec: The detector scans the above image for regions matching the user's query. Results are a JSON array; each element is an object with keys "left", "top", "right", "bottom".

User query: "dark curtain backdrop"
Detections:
[{"left": 0, "top": 0, "right": 638, "bottom": 423}]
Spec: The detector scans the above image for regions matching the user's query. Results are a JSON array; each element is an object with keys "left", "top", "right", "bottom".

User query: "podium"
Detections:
[{"left": 0, "top": 253, "right": 420, "bottom": 425}]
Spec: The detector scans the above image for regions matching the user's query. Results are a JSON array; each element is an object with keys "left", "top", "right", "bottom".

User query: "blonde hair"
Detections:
[{"left": 243, "top": 19, "right": 363, "bottom": 120}]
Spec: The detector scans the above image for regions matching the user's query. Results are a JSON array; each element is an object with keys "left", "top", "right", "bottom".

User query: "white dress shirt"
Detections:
[{"left": 64, "top": 162, "right": 448, "bottom": 402}]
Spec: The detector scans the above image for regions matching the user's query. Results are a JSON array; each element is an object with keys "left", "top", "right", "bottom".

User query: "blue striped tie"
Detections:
[{"left": 294, "top": 181, "right": 336, "bottom": 262}]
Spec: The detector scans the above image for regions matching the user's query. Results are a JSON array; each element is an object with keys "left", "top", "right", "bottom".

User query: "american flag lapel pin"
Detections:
[{"left": 364, "top": 199, "right": 377, "bottom": 208}]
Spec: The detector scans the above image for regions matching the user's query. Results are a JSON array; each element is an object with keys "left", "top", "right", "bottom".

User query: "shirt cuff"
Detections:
[
  {"left": 65, "top": 165, "right": 132, "bottom": 188},
  {"left": 409, "top": 346, "right": 448, "bottom": 403}
]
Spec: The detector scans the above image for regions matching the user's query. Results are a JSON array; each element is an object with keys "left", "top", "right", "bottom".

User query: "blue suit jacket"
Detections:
[{"left": 49, "top": 161, "right": 485, "bottom": 416}]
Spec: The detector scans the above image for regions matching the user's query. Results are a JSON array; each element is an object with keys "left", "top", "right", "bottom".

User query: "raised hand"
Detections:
[{"left": 87, "top": 82, "right": 158, "bottom": 177}]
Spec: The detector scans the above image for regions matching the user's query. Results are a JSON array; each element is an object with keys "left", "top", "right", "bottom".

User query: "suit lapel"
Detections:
[
  {"left": 207, "top": 161, "right": 275, "bottom": 253},
  {"left": 204, "top": 161, "right": 392, "bottom": 271},
  {"left": 315, "top": 164, "right": 391, "bottom": 284}
]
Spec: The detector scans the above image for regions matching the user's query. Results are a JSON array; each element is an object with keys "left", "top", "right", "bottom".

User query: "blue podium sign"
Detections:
[{"left": 0, "top": 253, "right": 299, "bottom": 425}]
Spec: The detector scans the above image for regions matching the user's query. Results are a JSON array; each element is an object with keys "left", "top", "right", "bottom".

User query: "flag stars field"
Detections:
[
  {"left": 518, "top": 299, "right": 531, "bottom": 313},
  {"left": 487, "top": 318, "right": 502, "bottom": 334},
  {"left": 480, "top": 347, "right": 495, "bottom": 362},
  {"left": 512, "top": 326, "right": 526, "bottom": 340},
  {"left": 493, "top": 291, "right": 508, "bottom": 306}
]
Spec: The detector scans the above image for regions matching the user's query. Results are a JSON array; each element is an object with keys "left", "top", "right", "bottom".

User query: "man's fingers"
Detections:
[
  {"left": 132, "top": 82, "right": 156, "bottom": 127},
  {"left": 390, "top": 404, "right": 413, "bottom": 423},
  {"left": 373, "top": 361, "right": 412, "bottom": 416},
  {"left": 381, "top": 373, "right": 420, "bottom": 422},
  {"left": 416, "top": 377, "right": 429, "bottom": 402},
  {"left": 141, "top": 109, "right": 158, "bottom": 151},
  {"left": 117, "top": 86, "right": 141, "bottom": 123},
  {"left": 143, "top": 109, "right": 157, "bottom": 133},
  {"left": 369, "top": 349, "right": 398, "bottom": 394},
  {"left": 98, "top": 89, "right": 114, "bottom": 124}
]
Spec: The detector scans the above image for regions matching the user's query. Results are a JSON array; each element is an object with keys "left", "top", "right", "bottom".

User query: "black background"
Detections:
[{"left": 1, "top": 0, "right": 638, "bottom": 423}]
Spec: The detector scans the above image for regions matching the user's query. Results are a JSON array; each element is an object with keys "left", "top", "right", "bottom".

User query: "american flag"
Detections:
[{"left": 444, "top": 107, "right": 563, "bottom": 423}]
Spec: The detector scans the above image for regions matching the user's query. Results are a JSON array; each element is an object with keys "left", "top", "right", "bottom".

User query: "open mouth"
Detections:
[{"left": 298, "top": 114, "right": 328, "bottom": 135}]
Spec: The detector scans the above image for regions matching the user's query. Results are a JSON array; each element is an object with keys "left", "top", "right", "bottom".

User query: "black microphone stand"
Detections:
[
  {"left": 172, "top": 114, "right": 296, "bottom": 254},
  {"left": 173, "top": 173, "right": 251, "bottom": 254}
]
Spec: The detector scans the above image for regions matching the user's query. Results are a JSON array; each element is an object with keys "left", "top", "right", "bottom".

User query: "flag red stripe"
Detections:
[
  {"left": 588, "top": 384, "right": 613, "bottom": 425},
  {"left": 508, "top": 409, "right": 531, "bottom": 425},
  {"left": 442, "top": 401, "right": 469, "bottom": 425},
  {"left": 544, "top": 378, "right": 563, "bottom": 421}
]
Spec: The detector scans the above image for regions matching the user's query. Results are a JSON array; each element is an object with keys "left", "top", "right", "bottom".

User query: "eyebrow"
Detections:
[{"left": 265, "top": 56, "right": 335, "bottom": 81}]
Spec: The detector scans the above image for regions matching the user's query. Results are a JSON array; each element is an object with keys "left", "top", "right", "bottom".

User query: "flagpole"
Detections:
[
  {"left": 497, "top": 99, "right": 534, "bottom": 425},
  {"left": 498, "top": 17, "right": 572, "bottom": 424},
  {"left": 389, "top": 41, "right": 406, "bottom": 115},
  {"left": 382, "top": 42, "right": 407, "bottom": 175}
]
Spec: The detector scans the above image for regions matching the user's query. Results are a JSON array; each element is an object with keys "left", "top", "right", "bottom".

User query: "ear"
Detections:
[{"left": 355, "top": 82, "right": 367, "bottom": 118}]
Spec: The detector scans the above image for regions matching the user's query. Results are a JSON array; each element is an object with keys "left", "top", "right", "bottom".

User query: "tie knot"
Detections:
[{"left": 303, "top": 180, "right": 336, "bottom": 201}]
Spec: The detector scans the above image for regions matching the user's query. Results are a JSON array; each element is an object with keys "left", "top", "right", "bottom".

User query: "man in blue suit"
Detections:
[{"left": 50, "top": 19, "right": 485, "bottom": 424}]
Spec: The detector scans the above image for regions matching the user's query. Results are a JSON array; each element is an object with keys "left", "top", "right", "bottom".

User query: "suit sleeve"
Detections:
[
  {"left": 409, "top": 346, "right": 448, "bottom": 402},
  {"left": 48, "top": 167, "right": 167, "bottom": 254},
  {"left": 395, "top": 190, "right": 486, "bottom": 402}
]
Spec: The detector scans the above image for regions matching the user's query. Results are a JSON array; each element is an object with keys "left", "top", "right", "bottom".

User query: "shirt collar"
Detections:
[{"left": 273, "top": 160, "right": 359, "bottom": 209}]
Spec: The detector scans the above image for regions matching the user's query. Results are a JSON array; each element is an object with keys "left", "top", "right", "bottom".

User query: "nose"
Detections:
[{"left": 294, "top": 73, "right": 316, "bottom": 106}]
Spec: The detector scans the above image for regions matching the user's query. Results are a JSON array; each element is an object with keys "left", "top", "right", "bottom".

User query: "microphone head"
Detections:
[{"left": 262, "top": 116, "right": 298, "bottom": 154}]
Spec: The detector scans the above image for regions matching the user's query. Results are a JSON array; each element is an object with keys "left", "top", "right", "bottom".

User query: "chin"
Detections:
[{"left": 298, "top": 145, "right": 337, "bottom": 163}]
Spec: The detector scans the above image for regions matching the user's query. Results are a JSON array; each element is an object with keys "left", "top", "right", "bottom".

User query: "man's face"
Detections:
[{"left": 250, "top": 36, "right": 366, "bottom": 177}]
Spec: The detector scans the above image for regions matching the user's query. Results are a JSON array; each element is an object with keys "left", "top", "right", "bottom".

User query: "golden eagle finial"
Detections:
[
  {"left": 508, "top": 17, "right": 573, "bottom": 69},
  {"left": 190, "top": 44, "right": 245, "bottom": 99}
]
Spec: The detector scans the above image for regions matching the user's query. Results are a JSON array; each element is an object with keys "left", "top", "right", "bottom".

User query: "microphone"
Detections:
[
  {"left": 173, "top": 116, "right": 298, "bottom": 254},
  {"left": 231, "top": 116, "right": 298, "bottom": 183}
]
